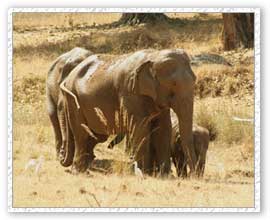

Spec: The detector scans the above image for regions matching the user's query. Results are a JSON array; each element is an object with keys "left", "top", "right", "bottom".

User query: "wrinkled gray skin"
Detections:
[
  {"left": 60, "top": 49, "right": 196, "bottom": 175},
  {"left": 46, "top": 47, "right": 92, "bottom": 165},
  {"left": 171, "top": 111, "right": 209, "bottom": 177}
]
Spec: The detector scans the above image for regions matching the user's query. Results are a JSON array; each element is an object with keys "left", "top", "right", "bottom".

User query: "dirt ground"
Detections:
[{"left": 12, "top": 13, "right": 255, "bottom": 208}]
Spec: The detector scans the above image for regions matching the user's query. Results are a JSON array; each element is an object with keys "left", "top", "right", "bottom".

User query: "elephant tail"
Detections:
[{"left": 60, "top": 81, "right": 81, "bottom": 109}]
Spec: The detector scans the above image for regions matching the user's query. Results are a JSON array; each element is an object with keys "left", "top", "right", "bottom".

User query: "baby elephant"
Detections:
[{"left": 171, "top": 122, "right": 209, "bottom": 178}]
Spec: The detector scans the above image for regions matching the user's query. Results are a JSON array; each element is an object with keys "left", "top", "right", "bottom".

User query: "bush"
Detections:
[
  {"left": 194, "top": 98, "right": 253, "bottom": 145},
  {"left": 195, "top": 103, "right": 218, "bottom": 141}
]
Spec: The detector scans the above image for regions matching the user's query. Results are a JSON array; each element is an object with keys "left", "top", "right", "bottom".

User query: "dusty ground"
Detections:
[{"left": 12, "top": 13, "right": 254, "bottom": 208}]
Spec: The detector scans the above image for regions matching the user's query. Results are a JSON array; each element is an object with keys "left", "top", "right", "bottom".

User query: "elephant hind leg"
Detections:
[
  {"left": 47, "top": 94, "right": 62, "bottom": 157},
  {"left": 72, "top": 133, "right": 97, "bottom": 172},
  {"left": 66, "top": 101, "right": 97, "bottom": 172},
  {"left": 59, "top": 122, "right": 75, "bottom": 167},
  {"left": 57, "top": 96, "right": 75, "bottom": 167}
]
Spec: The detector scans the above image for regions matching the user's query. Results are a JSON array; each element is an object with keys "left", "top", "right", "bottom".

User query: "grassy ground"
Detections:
[{"left": 12, "top": 13, "right": 254, "bottom": 208}]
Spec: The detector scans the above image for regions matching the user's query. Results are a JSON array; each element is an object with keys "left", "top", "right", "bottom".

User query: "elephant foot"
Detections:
[
  {"left": 72, "top": 159, "right": 89, "bottom": 173},
  {"left": 72, "top": 153, "right": 96, "bottom": 173},
  {"left": 159, "top": 162, "right": 171, "bottom": 176},
  {"left": 135, "top": 160, "right": 153, "bottom": 176},
  {"left": 177, "top": 169, "right": 188, "bottom": 178},
  {"left": 68, "top": 167, "right": 94, "bottom": 178},
  {"left": 195, "top": 170, "right": 204, "bottom": 178},
  {"left": 58, "top": 148, "right": 64, "bottom": 161}
]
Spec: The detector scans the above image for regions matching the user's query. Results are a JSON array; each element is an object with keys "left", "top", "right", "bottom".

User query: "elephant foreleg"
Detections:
[
  {"left": 150, "top": 109, "right": 172, "bottom": 176},
  {"left": 129, "top": 118, "right": 152, "bottom": 174},
  {"left": 172, "top": 145, "right": 188, "bottom": 178}
]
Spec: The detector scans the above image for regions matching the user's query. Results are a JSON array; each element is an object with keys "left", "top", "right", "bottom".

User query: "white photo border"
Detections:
[{"left": 7, "top": 7, "right": 260, "bottom": 212}]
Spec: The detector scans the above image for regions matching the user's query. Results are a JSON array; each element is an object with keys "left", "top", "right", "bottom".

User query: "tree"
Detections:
[
  {"left": 117, "top": 13, "right": 169, "bottom": 26},
  {"left": 222, "top": 13, "right": 254, "bottom": 50}
]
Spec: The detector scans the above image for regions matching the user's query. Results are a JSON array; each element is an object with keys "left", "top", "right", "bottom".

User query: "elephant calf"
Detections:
[{"left": 171, "top": 112, "right": 209, "bottom": 177}]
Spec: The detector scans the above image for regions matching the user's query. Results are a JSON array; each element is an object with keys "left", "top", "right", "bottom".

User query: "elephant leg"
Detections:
[
  {"left": 49, "top": 111, "right": 62, "bottom": 157},
  {"left": 194, "top": 136, "right": 208, "bottom": 177},
  {"left": 177, "top": 154, "right": 188, "bottom": 178},
  {"left": 196, "top": 161, "right": 205, "bottom": 177},
  {"left": 72, "top": 134, "right": 97, "bottom": 172},
  {"left": 172, "top": 137, "right": 188, "bottom": 178},
  {"left": 196, "top": 150, "right": 206, "bottom": 177},
  {"left": 70, "top": 119, "right": 96, "bottom": 172},
  {"left": 120, "top": 97, "right": 153, "bottom": 174},
  {"left": 134, "top": 138, "right": 151, "bottom": 174},
  {"left": 47, "top": 94, "right": 62, "bottom": 157},
  {"left": 150, "top": 109, "right": 171, "bottom": 175},
  {"left": 130, "top": 118, "right": 152, "bottom": 174},
  {"left": 57, "top": 95, "right": 75, "bottom": 167},
  {"left": 173, "top": 152, "right": 187, "bottom": 178},
  {"left": 65, "top": 98, "right": 95, "bottom": 172}
]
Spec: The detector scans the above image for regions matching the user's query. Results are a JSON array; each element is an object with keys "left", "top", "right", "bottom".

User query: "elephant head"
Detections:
[{"left": 130, "top": 49, "right": 197, "bottom": 173}]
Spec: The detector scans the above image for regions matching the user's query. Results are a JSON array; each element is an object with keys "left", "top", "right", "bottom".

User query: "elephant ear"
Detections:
[{"left": 131, "top": 61, "right": 157, "bottom": 101}]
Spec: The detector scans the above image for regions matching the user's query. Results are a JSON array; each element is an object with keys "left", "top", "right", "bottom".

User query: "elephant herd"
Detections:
[{"left": 46, "top": 47, "right": 209, "bottom": 177}]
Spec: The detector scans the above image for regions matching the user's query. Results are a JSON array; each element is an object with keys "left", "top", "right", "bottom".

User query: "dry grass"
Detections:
[
  {"left": 13, "top": 13, "right": 122, "bottom": 29},
  {"left": 13, "top": 13, "right": 221, "bottom": 30},
  {"left": 194, "top": 63, "right": 254, "bottom": 98},
  {"left": 194, "top": 97, "right": 254, "bottom": 144},
  {"left": 13, "top": 168, "right": 253, "bottom": 207},
  {"left": 12, "top": 12, "right": 254, "bottom": 208},
  {"left": 13, "top": 12, "right": 223, "bottom": 57}
]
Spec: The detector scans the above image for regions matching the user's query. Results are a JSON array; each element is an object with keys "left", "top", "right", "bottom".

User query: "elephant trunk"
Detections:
[{"left": 172, "top": 94, "right": 197, "bottom": 174}]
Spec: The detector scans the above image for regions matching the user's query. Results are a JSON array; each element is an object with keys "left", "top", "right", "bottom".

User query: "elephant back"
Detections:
[
  {"left": 56, "top": 47, "right": 93, "bottom": 84},
  {"left": 47, "top": 47, "right": 92, "bottom": 105}
]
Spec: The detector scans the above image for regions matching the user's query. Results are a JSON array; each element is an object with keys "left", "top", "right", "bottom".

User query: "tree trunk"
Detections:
[
  {"left": 222, "top": 13, "right": 254, "bottom": 50},
  {"left": 118, "top": 13, "right": 169, "bottom": 26}
]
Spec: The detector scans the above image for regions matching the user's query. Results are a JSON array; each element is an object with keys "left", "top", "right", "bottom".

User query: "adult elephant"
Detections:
[
  {"left": 60, "top": 49, "right": 197, "bottom": 175},
  {"left": 46, "top": 47, "right": 92, "bottom": 163}
]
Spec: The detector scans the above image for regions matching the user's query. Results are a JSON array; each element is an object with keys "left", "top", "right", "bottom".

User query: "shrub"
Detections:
[
  {"left": 194, "top": 101, "right": 218, "bottom": 141},
  {"left": 194, "top": 98, "right": 253, "bottom": 145}
]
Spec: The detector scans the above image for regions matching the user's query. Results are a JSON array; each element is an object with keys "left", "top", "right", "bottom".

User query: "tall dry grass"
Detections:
[
  {"left": 13, "top": 13, "right": 122, "bottom": 29},
  {"left": 194, "top": 97, "right": 254, "bottom": 156}
]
